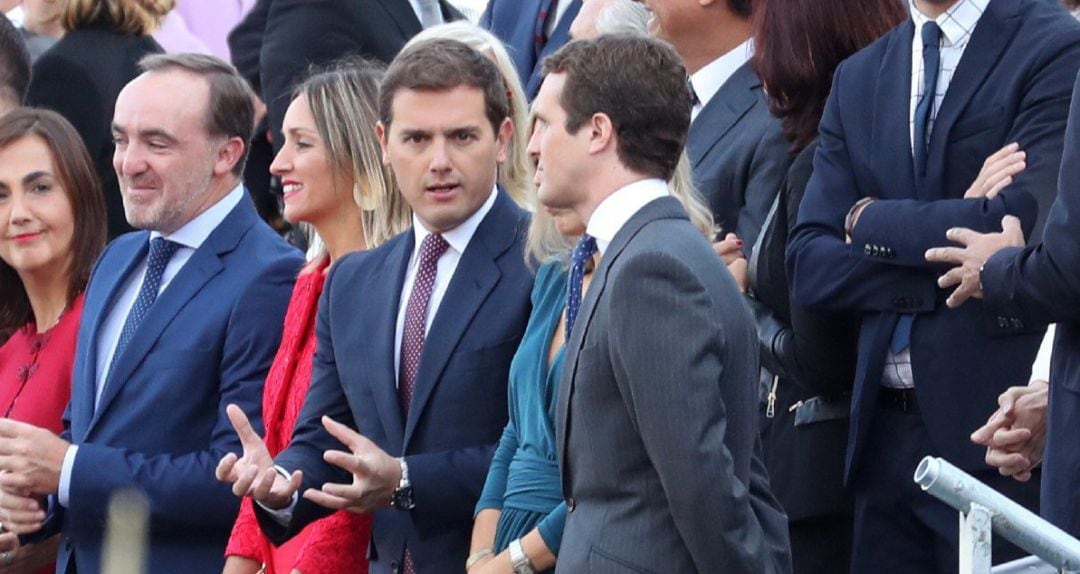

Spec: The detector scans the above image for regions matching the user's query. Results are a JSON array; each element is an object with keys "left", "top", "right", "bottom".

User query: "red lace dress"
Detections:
[
  {"left": 0, "top": 294, "right": 84, "bottom": 574},
  {"left": 226, "top": 263, "right": 371, "bottom": 573}
]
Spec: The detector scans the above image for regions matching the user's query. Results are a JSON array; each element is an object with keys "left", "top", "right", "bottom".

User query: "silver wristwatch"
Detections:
[{"left": 508, "top": 538, "right": 536, "bottom": 574}]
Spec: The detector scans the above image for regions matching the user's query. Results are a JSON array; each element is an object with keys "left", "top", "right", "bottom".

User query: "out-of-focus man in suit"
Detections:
[
  {"left": 530, "top": 35, "right": 766, "bottom": 573},
  {"left": 0, "top": 53, "right": 302, "bottom": 573},
  {"left": 480, "top": 0, "right": 581, "bottom": 99}
]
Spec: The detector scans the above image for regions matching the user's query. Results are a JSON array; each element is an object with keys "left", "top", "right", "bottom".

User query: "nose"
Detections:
[
  {"left": 429, "top": 137, "right": 452, "bottom": 174},
  {"left": 526, "top": 125, "right": 541, "bottom": 159},
  {"left": 7, "top": 189, "right": 31, "bottom": 226},
  {"left": 269, "top": 146, "right": 291, "bottom": 177},
  {"left": 115, "top": 143, "right": 147, "bottom": 178}
]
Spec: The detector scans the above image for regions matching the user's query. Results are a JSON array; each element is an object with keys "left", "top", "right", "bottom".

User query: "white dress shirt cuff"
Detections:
[
  {"left": 1030, "top": 324, "right": 1056, "bottom": 383},
  {"left": 256, "top": 465, "right": 298, "bottom": 525},
  {"left": 58, "top": 445, "right": 78, "bottom": 508}
]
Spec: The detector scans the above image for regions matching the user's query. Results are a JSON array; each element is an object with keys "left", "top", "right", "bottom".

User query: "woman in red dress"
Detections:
[
  {"left": 0, "top": 108, "right": 107, "bottom": 573},
  {"left": 223, "top": 60, "right": 411, "bottom": 574}
]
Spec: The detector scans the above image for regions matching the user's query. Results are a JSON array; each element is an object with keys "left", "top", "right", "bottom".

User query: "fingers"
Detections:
[
  {"left": 944, "top": 227, "right": 981, "bottom": 246},
  {"left": 321, "top": 417, "right": 374, "bottom": 455},
  {"left": 936, "top": 266, "right": 965, "bottom": 289},
  {"left": 945, "top": 275, "right": 981, "bottom": 308},
  {"left": 988, "top": 426, "right": 1032, "bottom": 449},
  {"left": 0, "top": 533, "right": 17, "bottom": 553},
  {"left": 0, "top": 492, "right": 44, "bottom": 535},
  {"left": 924, "top": 246, "right": 965, "bottom": 265},
  {"left": 231, "top": 463, "right": 259, "bottom": 498},
  {"left": 302, "top": 487, "right": 353, "bottom": 512},
  {"left": 997, "top": 385, "right": 1031, "bottom": 416},
  {"left": 226, "top": 405, "right": 263, "bottom": 451},
  {"left": 215, "top": 452, "right": 238, "bottom": 482},
  {"left": 712, "top": 235, "right": 744, "bottom": 265},
  {"left": 985, "top": 448, "right": 1031, "bottom": 473},
  {"left": 1001, "top": 215, "right": 1023, "bottom": 240},
  {"left": 971, "top": 409, "right": 1012, "bottom": 445}
]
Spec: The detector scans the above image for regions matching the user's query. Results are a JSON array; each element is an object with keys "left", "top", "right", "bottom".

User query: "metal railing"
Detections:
[{"left": 914, "top": 456, "right": 1080, "bottom": 574}]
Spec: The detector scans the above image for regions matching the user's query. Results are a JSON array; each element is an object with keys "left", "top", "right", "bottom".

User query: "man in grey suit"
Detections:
[
  {"left": 649, "top": 0, "right": 791, "bottom": 250},
  {"left": 530, "top": 35, "right": 765, "bottom": 573}
]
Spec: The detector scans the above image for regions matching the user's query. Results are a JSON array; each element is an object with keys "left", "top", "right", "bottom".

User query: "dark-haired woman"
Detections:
[
  {"left": 0, "top": 108, "right": 107, "bottom": 574},
  {"left": 747, "top": 1, "right": 907, "bottom": 572}
]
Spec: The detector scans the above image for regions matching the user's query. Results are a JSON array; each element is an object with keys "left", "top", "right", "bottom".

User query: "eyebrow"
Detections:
[
  {"left": 111, "top": 124, "right": 180, "bottom": 144},
  {"left": 0, "top": 171, "right": 51, "bottom": 192}
]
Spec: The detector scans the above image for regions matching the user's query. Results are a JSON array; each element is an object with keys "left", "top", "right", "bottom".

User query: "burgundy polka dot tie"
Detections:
[{"left": 397, "top": 233, "right": 448, "bottom": 574}]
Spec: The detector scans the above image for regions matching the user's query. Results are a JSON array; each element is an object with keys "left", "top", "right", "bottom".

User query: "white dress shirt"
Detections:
[
  {"left": 1030, "top": 324, "right": 1056, "bottom": 383},
  {"left": 689, "top": 38, "right": 754, "bottom": 122},
  {"left": 59, "top": 184, "right": 245, "bottom": 507},
  {"left": 587, "top": 178, "right": 670, "bottom": 255}
]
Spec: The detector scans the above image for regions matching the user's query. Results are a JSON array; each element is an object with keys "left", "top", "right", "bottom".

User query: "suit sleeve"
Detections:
[
  {"left": 849, "top": 34, "right": 1080, "bottom": 266},
  {"left": 608, "top": 251, "right": 763, "bottom": 574},
  {"left": 787, "top": 62, "right": 939, "bottom": 314},
  {"left": 66, "top": 256, "right": 299, "bottom": 532},
  {"left": 981, "top": 72, "right": 1080, "bottom": 326}
]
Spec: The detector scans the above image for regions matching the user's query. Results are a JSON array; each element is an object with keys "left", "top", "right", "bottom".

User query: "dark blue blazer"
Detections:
[
  {"left": 57, "top": 194, "right": 301, "bottom": 573},
  {"left": 260, "top": 192, "right": 533, "bottom": 574},
  {"left": 786, "top": 0, "right": 1080, "bottom": 478},
  {"left": 981, "top": 71, "right": 1080, "bottom": 536},
  {"left": 480, "top": 0, "right": 581, "bottom": 99}
]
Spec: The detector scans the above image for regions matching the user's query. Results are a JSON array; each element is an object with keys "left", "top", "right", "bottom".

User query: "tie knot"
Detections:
[
  {"left": 572, "top": 234, "right": 598, "bottom": 265},
  {"left": 921, "top": 21, "right": 942, "bottom": 48},
  {"left": 147, "top": 237, "right": 179, "bottom": 267},
  {"left": 419, "top": 233, "right": 449, "bottom": 265}
]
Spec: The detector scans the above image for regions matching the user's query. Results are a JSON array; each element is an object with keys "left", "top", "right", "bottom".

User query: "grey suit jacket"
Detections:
[
  {"left": 555, "top": 197, "right": 765, "bottom": 573},
  {"left": 688, "top": 62, "right": 792, "bottom": 250}
]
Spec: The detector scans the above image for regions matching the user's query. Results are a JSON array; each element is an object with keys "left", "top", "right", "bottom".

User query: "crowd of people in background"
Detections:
[{"left": 1, "top": 0, "right": 1080, "bottom": 573}]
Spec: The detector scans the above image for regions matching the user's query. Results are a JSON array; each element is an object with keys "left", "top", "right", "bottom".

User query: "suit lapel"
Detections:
[
  {"left": 87, "top": 198, "right": 256, "bottom": 435},
  {"left": 924, "top": 0, "right": 1019, "bottom": 196},
  {"left": 72, "top": 236, "right": 147, "bottom": 439},
  {"left": 402, "top": 194, "right": 515, "bottom": 449},
  {"left": 367, "top": 235, "right": 413, "bottom": 452},
  {"left": 871, "top": 22, "right": 917, "bottom": 200},
  {"left": 526, "top": 0, "right": 582, "bottom": 97},
  {"left": 687, "top": 63, "right": 759, "bottom": 169}
]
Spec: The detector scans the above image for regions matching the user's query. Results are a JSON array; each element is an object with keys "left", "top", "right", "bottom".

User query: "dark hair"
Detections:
[
  {"left": 729, "top": 0, "right": 754, "bottom": 19},
  {"left": 753, "top": 0, "right": 906, "bottom": 152},
  {"left": 1063, "top": 0, "right": 1080, "bottom": 9},
  {"left": 63, "top": 0, "right": 174, "bottom": 35},
  {"left": 139, "top": 53, "right": 257, "bottom": 175},
  {"left": 379, "top": 38, "right": 509, "bottom": 137},
  {"left": 542, "top": 35, "right": 689, "bottom": 181},
  {"left": 0, "top": 108, "right": 107, "bottom": 332},
  {"left": 0, "top": 15, "right": 30, "bottom": 109}
]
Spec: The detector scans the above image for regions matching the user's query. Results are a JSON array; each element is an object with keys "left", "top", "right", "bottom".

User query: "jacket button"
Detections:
[
  {"left": 567, "top": 497, "right": 576, "bottom": 512},
  {"left": 391, "top": 560, "right": 399, "bottom": 574},
  {"left": 864, "top": 244, "right": 872, "bottom": 255}
]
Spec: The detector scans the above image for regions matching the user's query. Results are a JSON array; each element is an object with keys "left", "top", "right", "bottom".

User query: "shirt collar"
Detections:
[
  {"left": 150, "top": 183, "right": 244, "bottom": 250},
  {"left": 909, "top": 0, "right": 988, "bottom": 48},
  {"left": 586, "top": 178, "right": 669, "bottom": 255},
  {"left": 411, "top": 185, "right": 499, "bottom": 258},
  {"left": 690, "top": 38, "right": 754, "bottom": 109}
]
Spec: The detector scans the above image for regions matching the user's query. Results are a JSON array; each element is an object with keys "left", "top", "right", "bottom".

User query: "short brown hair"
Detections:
[
  {"left": 140, "top": 53, "right": 257, "bottom": 175},
  {"left": 543, "top": 35, "right": 689, "bottom": 181},
  {"left": 379, "top": 38, "right": 509, "bottom": 137},
  {"left": 753, "top": 0, "right": 905, "bottom": 152},
  {"left": 63, "top": 0, "right": 174, "bottom": 35},
  {"left": 0, "top": 108, "right": 107, "bottom": 332}
]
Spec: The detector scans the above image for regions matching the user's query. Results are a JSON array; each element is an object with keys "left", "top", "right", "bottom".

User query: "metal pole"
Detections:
[{"left": 915, "top": 456, "right": 1080, "bottom": 572}]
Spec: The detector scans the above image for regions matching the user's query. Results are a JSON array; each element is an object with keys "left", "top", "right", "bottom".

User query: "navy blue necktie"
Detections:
[
  {"left": 913, "top": 21, "right": 942, "bottom": 177},
  {"left": 108, "top": 238, "right": 180, "bottom": 378},
  {"left": 892, "top": 22, "right": 942, "bottom": 355},
  {"left": 566, "top": 234, "right": 597, "bottom": 338}
]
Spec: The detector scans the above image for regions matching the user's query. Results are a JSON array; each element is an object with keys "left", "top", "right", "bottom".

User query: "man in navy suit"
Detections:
[
  {"left": 0, "top": 53, "right": 302, "bottom": 573},
  {"left": 925, "top": 71, "right": 1080, "bottom": 537},
  {"left": 216, "top": 39, "right": 533, "bottom": 574},
  {"left": 786, "top": 0, "right": 1080, "bottom": 571},
  {"left": 481, "top": 0, "right": 581, "bottom": 99}
]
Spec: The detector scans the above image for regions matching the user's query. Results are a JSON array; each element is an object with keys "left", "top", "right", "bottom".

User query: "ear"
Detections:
[
  {"left": 495, "top": 117, "right": 513, "bottom": 164},
  {"left": 214, "top": 137, "right": 246, "bottom": 176},
  {"left": 587, "top": 112, "right": 616, "bottom": 155},
  {"left": 376, "top": 121, "right": 391, "bottom": 166}
]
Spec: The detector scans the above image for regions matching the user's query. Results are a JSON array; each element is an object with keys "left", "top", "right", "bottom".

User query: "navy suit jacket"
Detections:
[
  {"left": 480, "top": 0, "right": 581, "bottom": 100},
  {"left": 787, "top": 0, "right": 1080, "bottom": 478},
  {"left": 259, "top": 192, "right": 533, "bottom": 574},
  {"left": 57, "top": 194, "right": 301, "bottom": 573},
  {"left": 981, "top": 71, "right": 1080, "bottom": 536}
]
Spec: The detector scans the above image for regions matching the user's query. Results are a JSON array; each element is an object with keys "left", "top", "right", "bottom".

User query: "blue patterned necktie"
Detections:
[
  {"left": 913, "top": 21, "right": 942, "bottom": 177},
  {"left": 108, "top": 237, "right": 180, "bottom": 378},
  {"left": 566, "top": 234, "right": 598, "bottom": 338}
]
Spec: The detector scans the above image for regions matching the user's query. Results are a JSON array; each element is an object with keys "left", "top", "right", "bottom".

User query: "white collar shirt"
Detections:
[
  {"left": 586, "top": 178, "right": 670, "bottom": 255},
  {"left": 690, "top": 38, "right": 754, "bottom": 122}
]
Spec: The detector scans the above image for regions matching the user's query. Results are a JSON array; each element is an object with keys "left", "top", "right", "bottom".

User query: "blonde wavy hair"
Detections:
[
  {"left": 296, "top": 59, "right": 412, "bottom": 264},
  {"left": 404, "top": 22, "right": 533, "bottom": 209},
  {"left": 63, "top": 0, "right": 174, "bottom": 35}
]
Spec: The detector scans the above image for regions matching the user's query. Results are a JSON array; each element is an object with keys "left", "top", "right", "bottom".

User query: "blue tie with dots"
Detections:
[
  {"left": 566, "top": 234, "right": 598, "bottom": 338},
  {"left": 108, "top": 237, "right": 180, "bottom": 378}
]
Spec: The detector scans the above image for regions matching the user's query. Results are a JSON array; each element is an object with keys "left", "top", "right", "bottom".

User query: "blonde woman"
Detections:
[
  {"left": 27, "top": 0, "right": 172, "bottom": 239},
  {"left": 222, "top": 60, "right": 410, "bottom": 574}
]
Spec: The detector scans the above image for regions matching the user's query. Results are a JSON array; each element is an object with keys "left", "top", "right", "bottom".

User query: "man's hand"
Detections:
[
  {"left": 970, "top": 381, "right": 1048, "bottom": 482},
  {"left": 0, "top": 488, "right": 45, "bottom": 535},
  {"left": 924, "top": 215, "right": 1025, "bottom": 308},
  {"left": 215, "top": 404, "right": 302, "bottom": 510},
  {"left": 965, "top": 143, "right": 1026, "bottom": 199},
  {"left": 0, "top": 419, "right": 68, "bottom": 496},
  {"left": 302, "top": 417, "right": 400, "bottom": 514}
]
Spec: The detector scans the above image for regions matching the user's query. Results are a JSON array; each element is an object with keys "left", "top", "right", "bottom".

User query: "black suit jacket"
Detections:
[
  {"left": 259, "top": 192, "right": 534, "bottom": 574},
  {"left": 26, "top": 24, "right": 162, "bottom": 239},
  {"left": 257, "top": 0, "right": 462, "bottom": 151},
  {"left": 787, "top": 0, "right": 1080, "bottom": 477}
]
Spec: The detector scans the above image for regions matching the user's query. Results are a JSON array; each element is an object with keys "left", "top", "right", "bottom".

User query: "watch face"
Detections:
[{"left": 392, "top": 486, "right": 415, "bottom": 510}]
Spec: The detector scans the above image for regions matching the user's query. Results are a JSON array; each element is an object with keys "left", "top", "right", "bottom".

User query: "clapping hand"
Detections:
[{"left": 215, "top": 404, "right": 302, "bottom": 510}]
